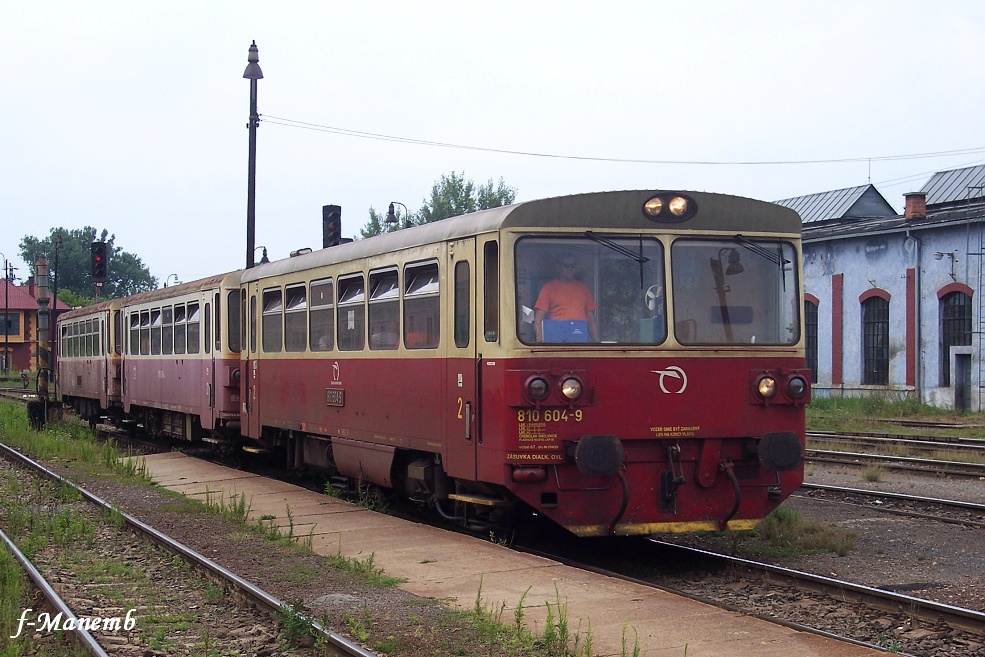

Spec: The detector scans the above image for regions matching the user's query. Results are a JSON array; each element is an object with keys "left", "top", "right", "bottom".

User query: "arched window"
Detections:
[
  {"left": 940, "top": 291, "right": 972, "bottom": 386},
  {"left": 804, "top": 299, "right": 818, "bottom": 383},
  {"left": 861, "top": 296, "right": 889, "bottom": 385}
]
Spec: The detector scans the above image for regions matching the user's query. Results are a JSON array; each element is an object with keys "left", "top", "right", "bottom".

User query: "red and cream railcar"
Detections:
[
  {"left": 57, "top": 298, "right": 124, "bottom": 424},
  {"left": 242, "top": 190, "right": 810, "bottom": 537},
  {"left": 119, "top": 271, "right": 243, "bottom": 441}
]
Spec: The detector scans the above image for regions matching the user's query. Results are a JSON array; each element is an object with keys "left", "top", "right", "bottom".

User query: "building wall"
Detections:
[{"left": 803, "top": 221, "right": 983, "bottom": 411}]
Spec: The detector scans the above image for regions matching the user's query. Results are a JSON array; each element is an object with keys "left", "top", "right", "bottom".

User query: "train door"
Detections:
[
  {"left": 242, "top": 283, "right": 261, "bottom": 439},
  {"left": 443, "top": 238, "right": 478, "bottom": 480},
  {"left": 204, "top": 294, "right": 216, "bottom": 430}
]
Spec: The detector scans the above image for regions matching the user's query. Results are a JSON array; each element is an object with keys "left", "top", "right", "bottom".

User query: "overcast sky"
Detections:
[{"left": 3, "top": 1, "right": 984, "bottom": 286}]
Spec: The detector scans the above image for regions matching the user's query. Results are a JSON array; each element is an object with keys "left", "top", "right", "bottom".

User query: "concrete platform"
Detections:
[{"left": 135, "top": 452, "right": 883, "bottom": 657}]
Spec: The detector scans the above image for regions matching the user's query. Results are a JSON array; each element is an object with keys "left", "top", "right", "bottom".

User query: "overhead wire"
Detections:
[{"left": 263, "top": 114, "right": 985, "bottom": 168}]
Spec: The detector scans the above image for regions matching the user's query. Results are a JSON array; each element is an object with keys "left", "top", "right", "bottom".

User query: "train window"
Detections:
[
  {"left": 483, "top": 241, "right": 499, "bottom": 342},
  {"left": 454, "top": 261, "right": 470, "bottom": 348},
  {"left": 129, "top": 314, "right": 139, "bottom": 355},
  {"left": 404, "top": 262, "right": 439, "bottom": 349},
  {"left": 187, "top": 302, "right": 200, "bottom": 354},
  {"left": 262, "top": 288, "right": 283, "bottom": 353},
  {"left": 150, "top": 309, "right": 162, "bottom": 355},
  {"left": 671, "top": 238, "right": 798, "bottom": 346},
  {"left": 174, "top": 304, "right": 187, "bottom": 355},
  {"left": 204, "top": 303, "right": 211, "bottom": 354},
  {"left": 515, "top": 237, "right": 666, "bottom": 345},
  {"left": 139, "top": 311, "right": 151, "bottom": 355},
  {"left": 227, "top": 291, "right": 241, "bottom": 354},
  {"left": 250, "top": 293, "right": 257, "bottom": 354},
  {"left": 369, "top": 269, "right": 400, "bottom": 351},
  {"left": 114, "top": 311, "right": 122, "bottom": 355},
  {"left": 284, "top": 284, "right": 307, "bottom": 352},
  {"left": 309, "top": 278, "right": 334, "bottom": 352},
  {"left": 214, "top": 293, "right": 221, "bottom": 353},
  {"left": 337, "top": 274, "right": 365, "bottom": 351},
  {"left": 162, "top": 306, "right": 173, "bottom": 355},
  {"left": 83, "top": 319, "right": 91, "bottom": 356}
]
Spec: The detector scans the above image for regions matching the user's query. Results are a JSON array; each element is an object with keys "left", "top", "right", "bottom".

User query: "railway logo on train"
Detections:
[{"left": 56, "top": 189, "right": 810, "bottom": 537}]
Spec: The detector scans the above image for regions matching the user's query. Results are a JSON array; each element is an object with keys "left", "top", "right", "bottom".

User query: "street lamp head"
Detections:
[
  {"left": 385, "top": 203, "right": 398, "bottom": 225},
  {"left": 243, "top": 41, "right": 264, "bottom": 80}
]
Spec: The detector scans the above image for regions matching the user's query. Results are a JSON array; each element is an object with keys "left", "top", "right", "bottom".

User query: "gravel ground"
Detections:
[
  {"left": 775, "top": 462, "right": 985, "bottom": 611},
  {"left": 44, "top": 463, "right": 541, "bottom": 657},
  {"left": 19, "top": 451, "right": 985, "bottom": 655}
]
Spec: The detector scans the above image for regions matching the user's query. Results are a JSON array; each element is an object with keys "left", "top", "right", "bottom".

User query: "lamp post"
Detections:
[
  {"left": 244, "top": 41, "right": 263, "bottom": 269},
  {"left": 1, "top": 253, "right": 8, "bottom": 377},
  {"left": 164, "top": 274, "right": 179, "bottom": 288},
  {"left": 385, "top": 202, "right": 411, "bottom": 229}
]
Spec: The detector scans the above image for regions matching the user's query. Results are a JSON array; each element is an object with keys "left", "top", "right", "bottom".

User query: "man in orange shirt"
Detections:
[{"left": 534, "top": 254, "right": 599, "bottom": 342}]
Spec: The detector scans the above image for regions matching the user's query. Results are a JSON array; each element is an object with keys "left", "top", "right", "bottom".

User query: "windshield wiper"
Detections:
[{"left": 585, "top": 232, "right": 650, "bottom": 287}]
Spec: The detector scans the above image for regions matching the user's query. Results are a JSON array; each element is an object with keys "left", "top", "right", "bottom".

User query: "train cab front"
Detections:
[
  {"left": 498, "top": 361, "right": 811, "bottom": 537},
  {"left": 500, "top": 215, "right": 809, "bottom": 537}
]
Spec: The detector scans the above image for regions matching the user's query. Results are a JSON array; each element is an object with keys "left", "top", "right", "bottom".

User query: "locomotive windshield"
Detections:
[
  {"left": 515, "top": 237, "right": 666, "bottom": 345},
  {"left": 671, "top": 237, "right": 799, "bottom": 345},
  {"left": 514, "top": 235, "right": 799, "bottom": 346}
]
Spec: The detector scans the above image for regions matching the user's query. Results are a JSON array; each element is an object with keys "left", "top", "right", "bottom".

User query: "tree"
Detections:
[
  {"left": 19, "top": 227, "right": 157, "bottom": 301},
  {"left": 359, "top": 172, "right": 517, "bottom": 238},
  {"left": 359, "top": 207, "right": 403, "bottom": 239}
]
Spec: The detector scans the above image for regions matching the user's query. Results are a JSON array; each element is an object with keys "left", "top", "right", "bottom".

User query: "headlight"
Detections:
[
  {"left": 667, "top": 196, "right": 689, "bottom": 216},
  {"left": 643, "top": 197, "right": 663, "bottom": 217},
  {"left": 526, "top": 376, "right": 550, "bottom": 401},
  {"left": 559, "top": 376, "right": 583, "bottom": 401},
  {"left": 757, "top": 375, "right": 778, "bottom": 398},
  {"left": 788, "top": 375, "right": 808, "bottom": 399}
]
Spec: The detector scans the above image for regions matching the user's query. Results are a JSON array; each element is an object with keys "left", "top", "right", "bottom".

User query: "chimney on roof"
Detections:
[{"left": 904, "top": 191, "right": 927, "bottom": 220}]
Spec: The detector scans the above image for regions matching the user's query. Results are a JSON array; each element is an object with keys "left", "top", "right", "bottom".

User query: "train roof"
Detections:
[
  {"left": 57, "top": 271, "right": 242, "bottom": 323},
  {"left": 243, "top": 189, "right": 800, "bottom": 283}
]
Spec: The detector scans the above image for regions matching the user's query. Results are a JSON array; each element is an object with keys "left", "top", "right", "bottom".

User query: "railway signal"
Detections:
[
  {"left": 323, "top": 205, "right": 342, "bottom": 247},
  {"left": 90, "top": 241, "right": 108, "bottom": 283}
]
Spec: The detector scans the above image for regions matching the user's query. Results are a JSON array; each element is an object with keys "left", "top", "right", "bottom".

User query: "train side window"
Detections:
[
  {"left": 309, "top": 278, "right": 334, "bottom": 351},
  {"left": 250, "top": 294, "right": 257, "bottom": 354},
  {"left": 187, "top": 302, "right": 200, "bottom": 355},
  {"left": 284, "top": 284, "right": 307, "bottom": 352},
  {"left": 262, "top": 288, "right": 283, "bottom": 353},
  {"left": 483, "top": 241, "right": 499, "bottom": 342},
  {"left": 150, "top": 309, "right": 162, "bottom": 355},
  {"left": 81, "top": 319, "right": 89, "bottom": 356},
  {"left": 369, "top": 268, "right": 400, "bottom": 350},
  {"left": 113, "top": 311, "right": 122, "bottom": 355},
  {"left": 204, "top": 303, "right": 211, "bottom": 354},
  {"left": 404, "top": 262, "right": 439, "bottom": 349},
  {"left": 454, "top": 261, "right": 470, "bottom": 348},
  {"left": 174, "top": 304, "right": 187, "bottom": 354},
  {"left": 214, "top": 292, "right": 221, "bottom": 352},
  {"left": 227, "top": 291, "right": 241, "bottom": 353},
  {"left": 139, "top": 311, "right": 151, "bottom": 355},
  {"left": 162, "top": 306, "right": 173, "bottom": 355},
  {"left": 337, "top": 274, "right": 366, "bottom": 351},
  {"left": 129, "top": 314, "right": 139, "bottom": 355}
]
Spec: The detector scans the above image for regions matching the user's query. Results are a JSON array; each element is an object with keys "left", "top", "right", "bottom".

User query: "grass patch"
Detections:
[{"left": 741, "top": 506, "right": 856, "bottom": 558}]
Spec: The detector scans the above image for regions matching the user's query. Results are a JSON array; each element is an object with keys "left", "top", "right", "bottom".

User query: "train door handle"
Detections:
[{"left": 464, "top": 402, "right": 472, "bottom": 441}]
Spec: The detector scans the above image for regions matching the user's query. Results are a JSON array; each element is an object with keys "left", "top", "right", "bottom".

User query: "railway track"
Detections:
[
  {"left": 798, "top": 483, "right": 985, "bottom": 528},
  {"left": 805, "top": 447, "right": 985, "bottom": 478},
  {"left": 0, "top": 441, "right": 374, "bottom": 657},
  {"left": 515, "top": 533, "right": 985, "bottom": 657},
  {"left": 808, "top": 430, "right": 985, "bottom": 456}
]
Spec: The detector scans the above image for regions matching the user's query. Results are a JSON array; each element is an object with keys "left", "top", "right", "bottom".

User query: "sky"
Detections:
[{"left": 3, "top": 1, "right": 984, "bottom": 287}]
